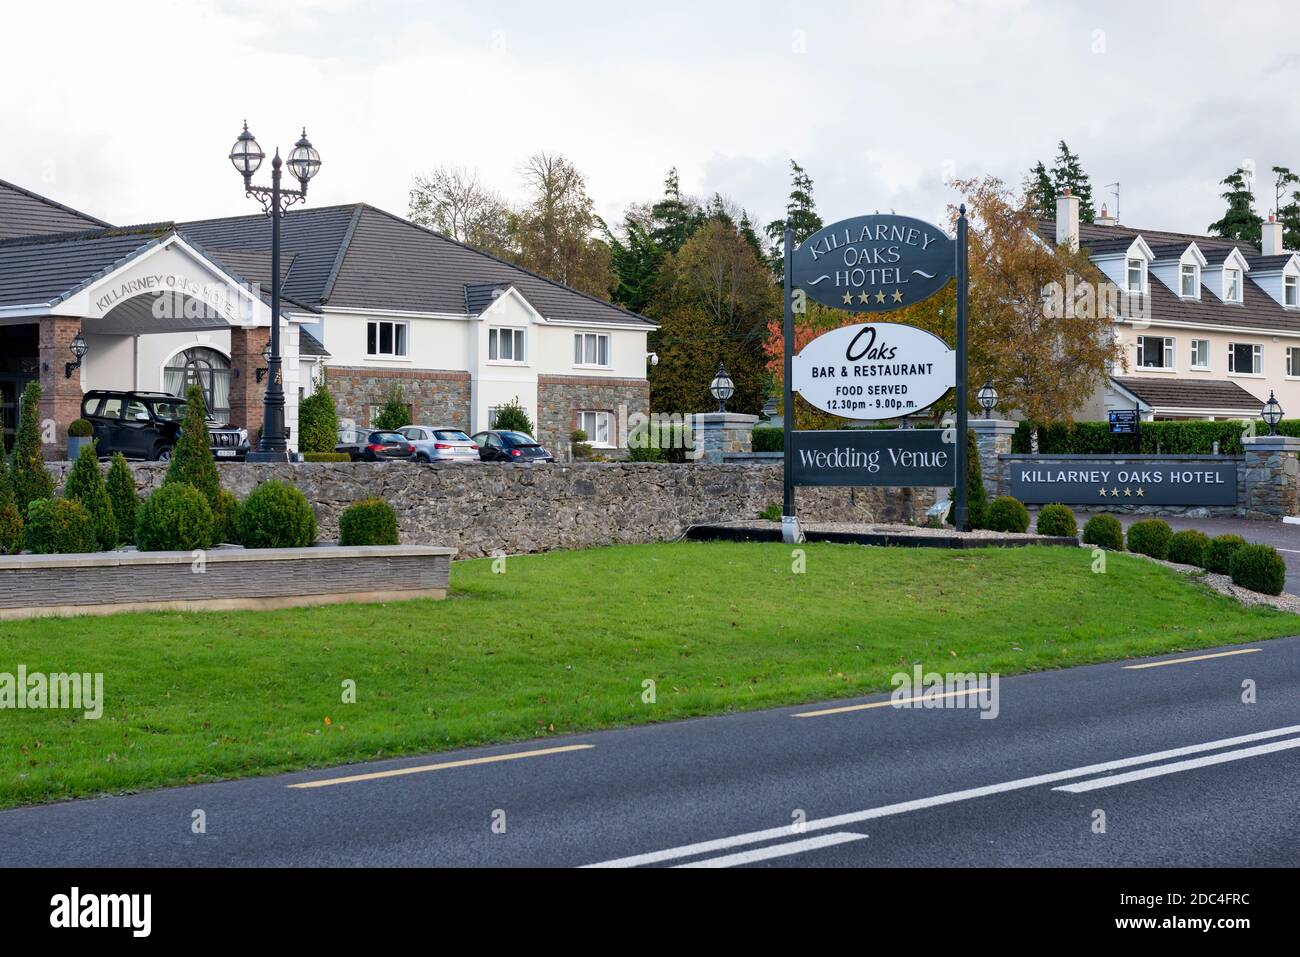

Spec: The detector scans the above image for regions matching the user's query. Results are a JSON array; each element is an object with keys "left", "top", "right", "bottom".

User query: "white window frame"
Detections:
[
  {"left": 1126, "top": 258, "right": 1145, "bottom": 294},
  {"left": 1285, "top": 274, "right": 1299, "bottom": 309},
  {"left": 1224, "top": 268, "right": 1243, "bottom": 303},
  {"left": 366, "top": 319, "right": 409, "bottom": 360},
  {"left": 1288, "top": 347, "right": 1300, "bottom": 378},
  {"left": 1179, "top": 263, "right": 1200, "bottom": 299},
  {"left": 1228, "top": 342, "right": 1262, "bottom": 375},
  {"left": 1136, "top": 335, "right": 1175, "bottom": 370},
  {"left": 574, "top": 332, "right": 611, "bottom": 368},
  {"left": 1190, "top": 339, "right": 1210, "bottom": 370},
  {"left": 488, "top": 326, "right": 527, "bottom": 364},
  {"left": 577, "top": 410, "right": 613, "bottom": 447}
]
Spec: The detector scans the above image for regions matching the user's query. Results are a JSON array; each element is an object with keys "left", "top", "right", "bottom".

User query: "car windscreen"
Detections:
[
  {"left": 370, "top": 433, "right": 406, "bottom": 444},
  {"left": 500, "top": 432, "right": 538, "bottom": 446},
  {"left": 433, "top": 430, "right": 472, "bottom": 442},
  {"left": 152, "top": 400, "right": 186, "bottom": 422}
]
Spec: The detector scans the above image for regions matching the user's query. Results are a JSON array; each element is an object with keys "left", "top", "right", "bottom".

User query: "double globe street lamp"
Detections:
[{"left": 228, "top": 122, "right": 321, "bottom": 462}]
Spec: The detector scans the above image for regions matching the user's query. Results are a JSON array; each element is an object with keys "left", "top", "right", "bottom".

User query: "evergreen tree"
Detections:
[
  {"left": 1025, "top": 160, "right": 1056, "bottom": 219},
  {"left": 490, "top": 398, "right": 534, "bottom": 435},
  {"left": 0, "top": 456, "right": 22, "bottom": 554},
  {"left": 373, "top": 385, "right": 410, "bottom": 432},
  {"left": 648, "top": 168, "right": 702, "bottom": 256},
  {"left": 765, "top": 160, "right": 823, "bottom": 278},
  {"left": 604, "top": 215, "right": 663, "bottom": 314},
  {"left": 105, "top": 452, "right": 138, "bottom": 546},
  {"left": 64, "top": 443, "right": 117, "bottom": 551},
  {"left": 11, "top": 381, "right": 53, "bottom": 515},
  {"left": 164, "top": 384, "right": 220, "bottom": 508},
  {"left": 1271, "top": 166, "right": 1300, "bottom": 249},
  {"left": 1050, "top": 141, "right": 1095, "bottom": 223},
  {"left": 1208, "top": 168, "right": 1263, "bottom": 244},
  {"left": 297, "top": 372, "right": 339, "bottom": 453}
]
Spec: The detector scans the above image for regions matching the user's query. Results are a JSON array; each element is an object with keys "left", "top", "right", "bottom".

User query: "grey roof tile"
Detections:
[
  {"left": 1113, "top": 376, "right": 1263, "bottom": 412},
  {"left": 0, "top": 179, "right": 108, "bottom": 240}
]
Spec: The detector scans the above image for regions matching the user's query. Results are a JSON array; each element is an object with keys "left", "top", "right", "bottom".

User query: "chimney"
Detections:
[
  {"left": 1055, "top": 188, "right": 1079, "bottom": 250},
  {"left": 1096, "top": 202, "right": 1118, "bottom": 226},
  {"left": 1262, "top": 214, "right": 1284, "bottom": 256}
]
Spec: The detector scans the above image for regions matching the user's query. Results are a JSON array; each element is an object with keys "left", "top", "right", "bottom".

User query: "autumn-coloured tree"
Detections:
[
  {"left": 766, "top": 176, "right": 1122, "bottom": 426},
  {"left": 408, "top": 165, "right": 513, "bottom": 256},
  {"left": 511, "top": 152, "right": 613, "bottom": 298}
]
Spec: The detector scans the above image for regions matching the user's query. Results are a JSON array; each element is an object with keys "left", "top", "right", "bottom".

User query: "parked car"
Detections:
[
  {"left": 334, "top": 428, "right": 415, "bottom": 462},
  {"left": 398, "top": 425, "right": 480, "bottom": 463},
  {"left": 80, "top": 390, "right": 250, "bottom": 462},
  {"left": 471, "top": 430, "right": 555, "bottom": 463}
]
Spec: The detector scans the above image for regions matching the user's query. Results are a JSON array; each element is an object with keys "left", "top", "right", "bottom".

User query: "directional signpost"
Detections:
[{"left": 782, "top": 211, "right": 969, "bottom": 538}]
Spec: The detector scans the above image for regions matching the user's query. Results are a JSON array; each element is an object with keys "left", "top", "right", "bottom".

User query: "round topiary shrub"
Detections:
[
  {"left": 213, "top": 489, "right": 242, "bottom": 545},
  {"left": 339, "top": 497, "right": 399, "bottom": 546},
  {"left": 239, "top": 480, "right": 316, "bottom": 548},
  {"left": 67, "top": 418, "right": 93, "bottom": 438},
  {"left": 1126, "top": 519, "right": 1173, "bottom": 559},
  {"left": 985, "top": 496, "right": 1029, "bottom": 533},
  {"left": 24, "top": 498, "right": 96, "bottom": 554},
  {"left": 1205, "top": 534, "right": 1247, "bottom": 574},
  {"left": 135, "top": 482, "right": 214, "bottom": 552},
  {"left": 1228, "top": 543, "right": 1286, "bottom": 595},
  {"left": 1167, "top": 529, "right": 1211, "bottom": 567},
  {"left": 1082, "top": 514, "right": 1124, "bottom": 551},
  {"left": 1035, "top": 503, "right": 1077, "bottom": 537}
]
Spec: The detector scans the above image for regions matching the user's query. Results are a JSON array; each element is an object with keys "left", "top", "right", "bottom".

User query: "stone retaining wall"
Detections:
[{"left": 58, "top": 461, "right": 938, "bottom": 559}]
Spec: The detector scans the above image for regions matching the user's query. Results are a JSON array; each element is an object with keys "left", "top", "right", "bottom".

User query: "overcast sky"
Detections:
[{"left": 3, "top": 0, "right": 1299, "bottom": 239}]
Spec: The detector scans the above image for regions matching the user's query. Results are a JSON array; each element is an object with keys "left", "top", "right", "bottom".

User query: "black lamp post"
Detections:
[
  {"left": 229, "top": 121, "right": 321, "bottom": 462},
  {"left": 977, "top": 381, "right": 998, "bottom": 420},
  {"left": 65, "top": 330, "right": 88, "bottom": 379},
  {"left": 709, "top": 362, "right": 735, "bottom": 413},
  {"left": 1262, "top": 390, "right": 1284, "bottom": 436}
]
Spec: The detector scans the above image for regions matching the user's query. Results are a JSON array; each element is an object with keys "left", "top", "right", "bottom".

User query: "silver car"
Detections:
[{"left": 398, "top": 425, "right": 480, "bottom": 463}]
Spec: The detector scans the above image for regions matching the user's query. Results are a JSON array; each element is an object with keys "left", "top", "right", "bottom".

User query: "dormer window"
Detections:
[
  {"left": 1286, "top": 274, "right": 1299, "bottom": 308},
  {"left": 1126, "top": 258, "right": 1145, "bottom": 293},
  {"left": 1180, "top": 263, "right": 1200, "bottom": 298},
  {"left": 1225, "top": 267, "right": 1243, "bottom": 302}
]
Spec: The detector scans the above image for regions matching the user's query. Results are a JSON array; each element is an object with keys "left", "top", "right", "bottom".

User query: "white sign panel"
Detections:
[{"left": 791, "top": 322, "right": 955, "bottom": 419}]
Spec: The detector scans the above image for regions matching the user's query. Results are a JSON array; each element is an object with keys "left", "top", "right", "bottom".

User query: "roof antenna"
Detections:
[{"left": 1105, "top": 182, "right": 1120, "bottom": 224}]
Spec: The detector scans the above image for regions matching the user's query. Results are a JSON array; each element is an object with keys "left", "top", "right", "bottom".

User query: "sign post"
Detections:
[
  {"left": 782, "top": 220, "right": 798, "bottom": 542},
  {"left": 954, "top": 205, "right": 969, "bottom": 530}
]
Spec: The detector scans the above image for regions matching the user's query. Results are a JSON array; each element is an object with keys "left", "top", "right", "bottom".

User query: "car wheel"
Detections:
[{"left": 154, "top": 445, "right": 173, "bottom": 463}]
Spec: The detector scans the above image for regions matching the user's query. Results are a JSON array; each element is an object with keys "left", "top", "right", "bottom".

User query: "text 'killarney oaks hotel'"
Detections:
[{"left": 0, "top": 178, "right": 655, "bottom": 457}]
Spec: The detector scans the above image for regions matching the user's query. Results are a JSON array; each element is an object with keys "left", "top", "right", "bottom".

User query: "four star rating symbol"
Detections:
[
  {"left": 842, "top": 289, "right": 905, "bottom": 307},
  {"left": 1097, "top": 486, "right": 1147, "bottom": 498}
]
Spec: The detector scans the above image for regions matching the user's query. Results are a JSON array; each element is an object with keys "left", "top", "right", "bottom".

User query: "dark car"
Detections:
[
  {"left": 471, "top": 430, "right": 555, "bottom": 463},
  {"left": 80, "top": 390, "right": 250, "bottom": 462},
  {"left": 335, "top": 428, "right": 415, "bottom": 462}
]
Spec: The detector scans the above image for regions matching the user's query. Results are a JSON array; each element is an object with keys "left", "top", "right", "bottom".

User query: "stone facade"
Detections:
[
  {"left": 694, "top": 412, "right": 758, "bottom": 463},
  {"left": 1241, "top": 435, "right": 1300, "bottom": 520},
  {"left": 970, "top": 419, "right": 1016, "bottom": 501},
  {"left": 536, "top": 374, "right": 649, "bottom": 459},
  {"left": 78, "top": 461, "right": 937, "bottom": 559},
  {"left": 327, "top": 365, "right": 471, "bottom": 431},
  {"left": 227, "top": 326, "right": 269, "bottom": 438}
]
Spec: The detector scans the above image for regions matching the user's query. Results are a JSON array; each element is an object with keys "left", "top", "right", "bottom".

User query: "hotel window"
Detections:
[
  {"left": 1289, "top": 348, "right": 1300, "bottom": 377},
  {"left": 574, "top": 332, "right": 610, "bottom": 367},
  {"left": 1190, "top": 339, "right": 1210, "bottom": 369},
  {"left": 577, "top": 410, "right": 612, "bottom": 447},
  {"left": 1126, "top": 258, "right": 1145, "bottom": 293},
  {"left": 1285, "top": 274, "right": 1299, "bottom": 308},
  {"left": 1180, "top": 263, "right": 1200, "bottom": 298},
  {"left": 366, "top": 320, "right": 408, "bottom": 359},
  {"left": 1228, "top": 342, "right": 1261, "bottom": 374},
  {"left": 488, "top": 327, "right": 526, "bottom": 363},
  {"left": 1224, "top": 268, "right": 1243, "bottom": 302},
  {"left": 1136, "top": 335, "right": 1174, "bottom": 369}
]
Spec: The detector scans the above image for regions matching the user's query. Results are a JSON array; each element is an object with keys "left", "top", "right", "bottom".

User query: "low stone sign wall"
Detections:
[
  {"left": 1000, "top": 454, "right": 1244, "bottom": 517},
  {"left": 56, "top": 461, "right": 940, "bottom": 559},
  {"left": 0, "top": 545, "right": 454, "bottom": 621}
]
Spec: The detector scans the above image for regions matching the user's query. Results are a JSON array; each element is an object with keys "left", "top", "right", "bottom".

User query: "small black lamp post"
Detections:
[
  {"left": 229, "top": 121, "right": 321, "bottom": 462},
  {"left": 65, "top": 330, "right": 88, "bottom": 379},
  {"left": 977, "top": 381, "right": 998, "bottom": 420},
  {"left": 1262, "top": 390, "right": 1284, "bottom": 436},
  {"left": 709, "top": 362, "right": 735, "bottom": 413}
]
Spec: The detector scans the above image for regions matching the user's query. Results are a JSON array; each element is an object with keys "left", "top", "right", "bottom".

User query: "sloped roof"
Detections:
[
  {"left": 1113, "top": 376, "right": 1263, "bottom": 413},
  {"left": 0, "top": 178, "right": 108, "bottom": 240},
  {"left": 0, "top": 226, "right": 171, "bottom": 307},
  {"left": 463, "top": 281, "right": 513, "bottom": 316}
]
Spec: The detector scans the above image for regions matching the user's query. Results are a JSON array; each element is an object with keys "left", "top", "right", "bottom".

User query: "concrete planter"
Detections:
[
  {"left": 67, "top": 435, "right": 94, "bottom": 461},
  {"left": 0, "top": 543, "right": 455, "bottom": 621}
]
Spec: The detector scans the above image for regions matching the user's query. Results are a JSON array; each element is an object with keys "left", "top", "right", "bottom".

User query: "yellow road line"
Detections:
[
  {"left": 1123, "top": 648, "right": 1261, "bottom": 670},
  {"left": 287, "top": 744, "right": 594, "bottom": 789},
  {"left": 794, "top": 687, "right": 988, "bottom": 718}
]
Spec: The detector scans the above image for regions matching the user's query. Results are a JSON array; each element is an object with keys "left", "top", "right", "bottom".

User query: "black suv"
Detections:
[{"left": 81, "top": 390, "right": 251, "bottom": 462}]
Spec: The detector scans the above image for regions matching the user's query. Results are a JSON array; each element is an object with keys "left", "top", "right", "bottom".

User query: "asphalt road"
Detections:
[
  {"left": 2, "top": 636, "right": 1299, "bottom": 867},
  {"left": 1112, "top": 514, "right": 1300, "bottom": 595}
]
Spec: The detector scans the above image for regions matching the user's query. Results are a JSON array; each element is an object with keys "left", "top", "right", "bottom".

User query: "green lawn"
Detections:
[{"left": 0, "top": 542, "right": 1294, "bottom": 808}]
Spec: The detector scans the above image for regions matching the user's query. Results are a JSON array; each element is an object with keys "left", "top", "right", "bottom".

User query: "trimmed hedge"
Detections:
[
  {"left": 752, "top": 427, "right": 784, "bottom": 452},
  {"left": 239, "top": 480, "right": 316, "bottom": 548},
  {"left": 1035, "top": 503, "right": 1077, "bottom": 537},
  {"left": 1204, "top": 534, "right": 1247, "bottom": 574},
  {"left": 135, "top": 482, "right": 214, "bottom": 552},
  {"left": 1228, "top": 544, "right": 1287, "bottom": 595},
  {"left": 1011, "top": 419, "right": 1256, "bottom": 455},
  {"left": 214, "top": 489, "right": 242, "bottom": 545},
  {"left": 339, "top": 498, "right": 399, "bottom": 546},
  {"left": 1082, "top": 514, "right": 1124, "bottom": 550},
  {"left": 1168, "top": 529, "right": 1211, "bottom": 567},
  {"left": 25, "top": 498, "right": 96, "bottom": 554},
  {"left": 302, "top": 452, "right": 351, "bottom": 463},
  {"left": 1126, "top": 519, "right": 1173, "bottom": 559},
  {"left": 985, "top": 496, "right": 1029, "bottom": 533}
]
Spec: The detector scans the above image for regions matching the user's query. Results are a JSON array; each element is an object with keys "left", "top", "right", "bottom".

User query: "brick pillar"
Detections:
[
  {"left": 228, "top": 326, "right": 270, "bottom": 436},
  {"left": 691, "top": 412, "right": 759, "bottom": 463},
  {"left": 969, "top": 418, "right": 1018, "bottom": 499},
  {"left": 38, "top": 316, "right": 85, "bottom": 461},
  {"left": 1242, "top": 435, "right": 1300, "bottom": 520}
]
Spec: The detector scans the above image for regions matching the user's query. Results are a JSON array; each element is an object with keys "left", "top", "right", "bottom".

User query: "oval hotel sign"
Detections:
[
  {"left": 791, "top": 214, "right": 955, "bottom": 312},
  {"left": 791, "top": 322, "right": 955, "bottom": 419}
]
